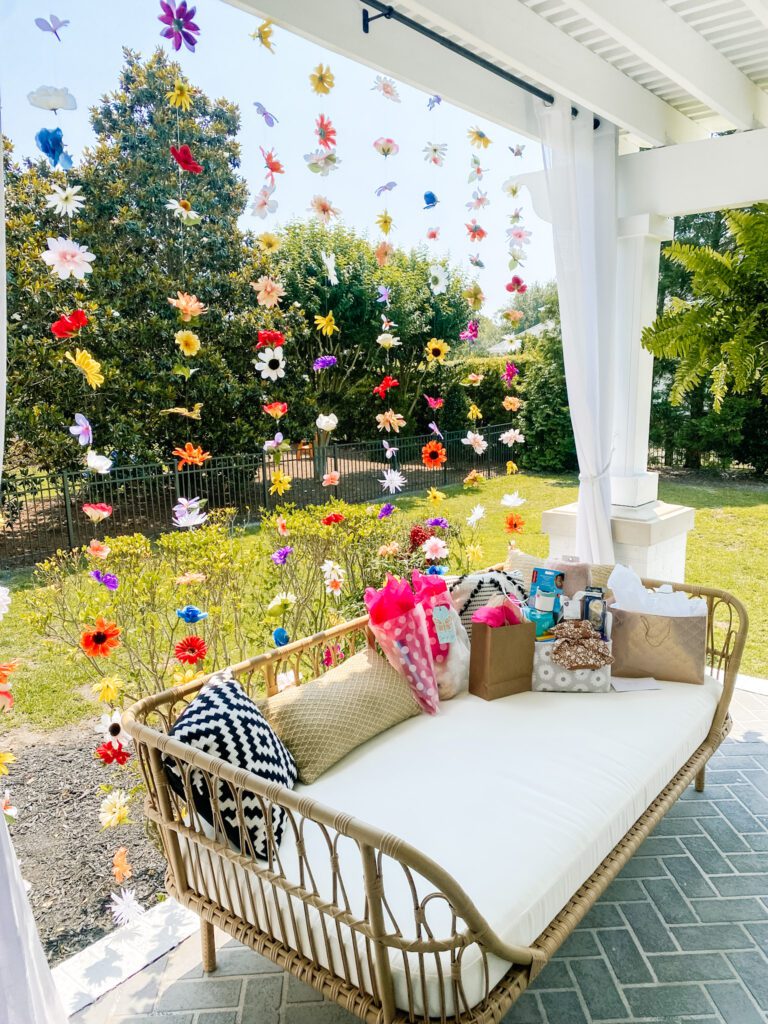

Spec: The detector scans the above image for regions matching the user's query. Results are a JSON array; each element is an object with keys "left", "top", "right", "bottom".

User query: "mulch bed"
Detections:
[{"left": 8, "top": 721, "right": 166, "bottom": 965}]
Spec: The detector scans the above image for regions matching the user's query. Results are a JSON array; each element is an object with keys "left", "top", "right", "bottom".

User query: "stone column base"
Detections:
[{"left": 541, "top": 501, "right": 695, "bottom": 582}]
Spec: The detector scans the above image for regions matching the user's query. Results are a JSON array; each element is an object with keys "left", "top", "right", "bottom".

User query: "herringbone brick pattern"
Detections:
[{"left": 72, "top": 687, "right": 768, "bottom": 1023}]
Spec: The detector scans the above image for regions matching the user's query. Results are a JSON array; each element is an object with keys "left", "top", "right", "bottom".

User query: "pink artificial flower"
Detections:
[{"left": 322, "top": 471, "right": 340, "bottom": 487}]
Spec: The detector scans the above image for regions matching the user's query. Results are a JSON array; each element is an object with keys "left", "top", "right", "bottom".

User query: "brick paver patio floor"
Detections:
[{"left": 72, "top": 686, "right": 768, "bottom": 1024}]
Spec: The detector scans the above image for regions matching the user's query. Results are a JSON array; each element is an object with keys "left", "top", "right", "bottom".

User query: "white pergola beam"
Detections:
[
  {"left": 400, "top": 0, "right": 707, "bottom": 146},
  {"left": 223, "top": 0, "right": 539, "bottom": 138},
  {"left": 740, "top": 0, "right": 768, "bottom": 31},
  {"left": 569, "top": 0, "right": 768, "bottom": 130}
]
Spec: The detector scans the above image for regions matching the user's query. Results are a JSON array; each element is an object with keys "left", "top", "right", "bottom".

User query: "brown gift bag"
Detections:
[
  {"left": 611, "top": 608, "right": 707, "bottom": 685},
  {"left": 469, "top": 620, "right": 536, "bottom": 700}
]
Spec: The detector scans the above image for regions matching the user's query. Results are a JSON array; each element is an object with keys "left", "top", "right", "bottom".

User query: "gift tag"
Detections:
[{"left": 432, "top": 605, "right": 457, "bottom": 645}]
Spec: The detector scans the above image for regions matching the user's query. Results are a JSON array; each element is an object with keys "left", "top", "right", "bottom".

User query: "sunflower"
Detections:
[
  {"left": 65, "top": 348, "right": 104, "bottom": 389},
  {"left": 421, "top": 441, "right": 447, "bottom": 469},
  {"left": 425, "top": 338, "right": 449, "bottom": 363},
  {"left": 167, "top": 79, "right": 194, "bottom": 111},
  {"left": 269, "top": 468, "right": 292, "bottom": 496},
  {"left": 314, "top": 311, "right": 339, "bottom": 336},
  {"left": 505, "top": 513, "right": 525, "bottom": 535},
  {"left": 81, "top": 618, "right": 121, "bottom": 657},
  {"left": 258, "top": 231, "right": 281, "bottom": 252},
  {"left": 175, "top": 330, "right": 201, "bottom": 357},
  {"left": 310, "top": 64, "right": 335, "bottom": 94},
  {"left": 426, "top": 487, "right": 446, "bottom": 504},
  {"left": 174, "top": 635, "right": 208, "bottom": 665}
]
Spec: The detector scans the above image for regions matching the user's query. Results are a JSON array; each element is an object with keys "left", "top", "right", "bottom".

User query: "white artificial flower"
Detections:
[
  {"left": 466, "top": 504, "right": 486, "bottom": 528},
  {"left": 165, "top": 198, "right": 201, "bottom": 225},
  {"left": 422, "top": 536, "right": 448, "bottom": 561},
  {"left": 321, "top": 250, "right": 338, "bottom": 286},
  {"left": 321, "top": 560, "right": 345, "bottom": 600},
  {"left": 461, "top": 431, "right": 488, "bottom": 455},
  {"left": 501, "top": 176, "right": 521, "bottom": 198},
  {"left": 376, "top": 332, "right": 401, "bottom": 350},
  {"left": 500, "top": 428, "right": 525, "bottom": 446},
  {"left": 27, "top": 85, "right": 77, "bottom": 111},
  {"left": 45, "top": 183, "right": 85, "bottom": 218},
  {"left": 303, "top": 149, "right": 341, "bottom": 176},
  {"left": 173, "top": 509, "right": 208, "bottom": 529},
  {"left": 172, "top": 496, "right": 205, "bottom": 516},
  {"left": 382, "top": 441, "right": 398, "bottom": 460},
  {"left": 316, "top": 413, "right": 338, "bottom": 433},
  {"left": 379, "top": 467, "right": 406, "bottom": 494},
  {"left": 423, "top": 142, "right": 447, "bottom": 166},
  {"left": 0, "top": 586, "right": 10, "bottom": 622},
  {"left": 96, "top": 710, "right": 130, "bottom": 750},
  {"left": 427, "top": 264, "right": 448, "bottom": 295},
  {"left": 276, "top": 669, "right": 300, "bottom": 691},
  {"left": 266, "top": 592, "right": 297, "bottom": 615},
  {"left": 86, "top": 450, "right": 113, "bottom": 474},
  {"left": 466, "top": 189, "right": 490, "bottom": 211},
  {"left": 110, "top": 888, "right": 145, "bottom": 927},
  {"left": 501, "top": 492, "right": 526, "bottom": 507},
  {"left": 254, "top": 346, "right": 286, "bottom": 382},
  {"left": 372, "top": 75, "right": 401, "bottom": 102},
  {"left": 250, "top": 184, "right": 277, "bottom": 218},
  {"left": 40, "top": 236, "right": 95, "bottom": 280}
]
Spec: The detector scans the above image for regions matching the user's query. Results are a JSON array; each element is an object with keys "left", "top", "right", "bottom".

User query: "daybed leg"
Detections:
[
  {"left": 201, "top": 918, "right": 217, "bottom": 973},
  {"left": 695, "top": 766, "right": 706, "bottom": 792}
]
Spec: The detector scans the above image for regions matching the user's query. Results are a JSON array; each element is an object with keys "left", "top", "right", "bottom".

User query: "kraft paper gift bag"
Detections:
[{"left": 469, "top": 620, "right": 535, "bottom": 701}]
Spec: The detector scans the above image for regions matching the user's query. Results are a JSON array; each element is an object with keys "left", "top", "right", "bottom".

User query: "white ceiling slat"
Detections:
[{"left": 568, "top": 0, "right": 768, "bottom": 127}]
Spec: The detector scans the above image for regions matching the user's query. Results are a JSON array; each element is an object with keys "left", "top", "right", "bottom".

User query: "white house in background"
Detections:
[{"left": 487, "top": 320, "right": 558, "bottom": 357}]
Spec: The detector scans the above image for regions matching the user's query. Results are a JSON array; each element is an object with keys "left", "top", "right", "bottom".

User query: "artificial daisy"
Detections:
[
  {"left": 251, "top": 184, "right": 278, "bottom": 219},
  {"left": 98, "top": 790, "right": 130, "bottom": 828},
  {"left": 309, "top": 195, "right": 340, "bottom": 224},
  {"left": 422, "top": 536, "right": 448, "bottom": 561},
  {"left": 168, "top": 291, "right": 207, "bottom": 321},
  {"left": 65, "top": 349, "right": 103, "bottom": 389},
  {"left": 426, "top": 487, "right": 446, "bottom": 504},
  {"left": 174, "top": 635, "right": 208, "bottom": 664},
  {"left": 467, "top": 126, "right": 492, "bottom": 149},
  {"left": 97, "top": 709, "right": 129, "bottom": 750},
  {"left": 423, "top": 142, "right": 447, "bottom": 166},
  {"left": 372, "top": 75, "right": 400, "bottom": 101},
  {"left": 111, "top": 888, "right": 144, "bottom": 927},
  {"left": 92, "top": 676, "right": 122, "bottom": 704},
  {"left": 158, "top": 1, "right": 200, "bottom": 52},
  {"left": 80, "top": 619, "right": 120, "bottom": 660},
  {"left": 379, "top": 467, "right": 407, "bottom": 494},
  {"left": 376, "top": 210, "right": 394, "bottom": 235},
  {"left": 175, "top": 330, "right": 201, "bottom": 357},
  {"left": 166, "top": 78, "right": 194, "bottom": 111},
  {"left": 45, "top": 183, "right": 85, "bottom": 218},
  {"left": 421, "top": 441, "right": 447, "bottom": 468},
  {"left": 373, "top": 137, "right": 399, "bottom": 158},
  {"left": 466, "top": 504, "right": 486, "bottom": 528},
  {"left": 310, "top": 64, "right": 335, "bottom": 94},
  {"left": 500, "top": 427, "right": 525, "bottom": 446},
  {"left": 376, "top": 332, "right": 401, "bottom": 350},
  {"left": 501, "top": 492, "right": 526, "bottom": 508},
  {"left": 376, "top": 409, "right": 406, "bottom": 433},
  {"left": 314, "top": 311, "right": 339, "bottom": 336},
  {"left": 251, "top": 275, "right": 285, "bottom": 308},
  {"left": 375, "top": 241, "right": 394, "bottom": 267},
  {"left": 41, "top": 237, "right": 95, "bottom": 280},
  {"left": 427, "top": 264, "right": 447, "bottom": 294},
  {"left": 463, "top": 282, "right": 485, "bottom": 311},
  {"left": 269, "top": 468, "right": 292, "bottom": 496},
  {"left": 86, "top": 450, "right": 113, "bottom": 474},
  {"left": 254, "top": 346, "right": 286, "bottom": 381},
  {"left": 462, "top": 431, "right": 488, "bottom": 455},
  {"left": 505, "top": 513, "right": 525, "bottom": 535},
  {"left": 315, "top": 113, "right": 336, "bottom": 149},
  {"left": 172, "top": 443, "right": 211, "bottom": 469},
  {"left": 503, "top": 395, "right": 522, "bottom": 412},
  {"left": 425, "top": 338, "right": 449, "bottom": 364}
]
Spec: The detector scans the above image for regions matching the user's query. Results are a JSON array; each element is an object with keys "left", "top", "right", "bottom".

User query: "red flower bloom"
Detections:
[
  {"left": 262, "top": 401, "right": 288, "bottom": 420},
  {"left": 321, "top": 512, "right": 345, "bottom": 526},
  {"left": 170, "top": 144, "right": 203, "bottom": 174},
  {"left": 315, "top": 114, "right": 337, "bottom": 150},
  {"left": 505, "top": 275, "right": 527, "bottom": 294},
  {"left": 51, "top": 309, "right": 88, "bottom": 339},
  {"left": 96, "top": 741, "right": 131, "bottom": 766},
  {"left": 255, "top": 329, "right": 285, "bottom": 350},
  {"left": 408, "top": 523, "right": 435, "bottom": 552},
  {"left": 80, "top": 618, "right": 121, "bottom": 657},
  {"left": 372, "top": 375, "right": 399, "bottom": 400},
  {"left": 174, "top": 635, "right": 208, "bottom": 664},
  {"left": 424, "top": 394, "right": 444, "bottom": 410}
]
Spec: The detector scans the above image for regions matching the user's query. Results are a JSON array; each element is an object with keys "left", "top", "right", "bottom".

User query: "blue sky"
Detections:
[{"left": 0, "top": 0, "right": 556, "bottom": 313}]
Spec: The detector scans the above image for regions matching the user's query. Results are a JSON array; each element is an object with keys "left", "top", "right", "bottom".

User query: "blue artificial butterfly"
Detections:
[
  {"left": 509, "top": 144, "right": 525, "bottom": 157},
  {"left": 375, "top": 181, "right": 397, "bottom": 197},
  {"left": 254, "top": 102, "right": 278, "bottom": 127},
  {"left": 35, "top": 127, "right": 72, "bottom": 169},
  {"left": 423, "top": 191, "right": 439, "bottom": 210},
  {"left": 35, "top": 13, "right": 69, "bottom": 41},
  {"left": 427, "top": 94, "right": 442, "bottom": 110}
]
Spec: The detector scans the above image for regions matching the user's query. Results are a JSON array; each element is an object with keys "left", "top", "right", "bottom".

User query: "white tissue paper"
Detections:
[{"left": 607, "top": 564, "right": 707, "bottom": 617}]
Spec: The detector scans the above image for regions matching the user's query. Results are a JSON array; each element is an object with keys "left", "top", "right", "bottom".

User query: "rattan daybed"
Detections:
[{"left": 124, "top": 579, "right": 747, "bottom": 1024}]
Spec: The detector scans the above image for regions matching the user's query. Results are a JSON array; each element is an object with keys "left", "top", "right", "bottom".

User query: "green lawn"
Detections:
[{"left": 2, "top": 471, "right": 766, "bottom": 734}]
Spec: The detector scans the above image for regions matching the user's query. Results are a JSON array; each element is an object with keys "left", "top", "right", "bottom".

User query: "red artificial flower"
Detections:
[
  {"left": 51, "top": 309, "right": 88, "bottom": 339},
  {"left": 262, "top": 401, "right": 288, "bottom": 420},
  {"left": 174, "top": 635, "right": 208, "bottom": 664},
  {"left": 95, "top": 741, "right": 131, "bottom": 766},
  {"left": 80, "top": 618, "right": 121, "bottom": 657},
  {"left": 505, "top": 275, "right": 527, "bottom": 294},
  {"left": 321, "top": 512, "right": 345, "bottom": 526},
  {"left": 373, "top": 375, "right": 399, "bottom": 400},
  {"left": 408, "top": 523, "right": 435, "bottom": 552},
  {"left": 170, "top": 144, "right": 203, "bottom": 174},
  {"left": 255, "top": 329, "right": 285, "bottom": 350},
  {"left": 424, "top": 395, "right": 444, "bottom": 410},
  {"left": 260, "top": 146, "right": 284, "bottom": 185},
  {"left": 315, "top": 114, "right": 337, "bottom": 150}
]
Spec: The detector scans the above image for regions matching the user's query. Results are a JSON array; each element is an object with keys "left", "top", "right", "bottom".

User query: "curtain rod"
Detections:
[{"left": 359, "top": 1, "right": 599, "bottom": 127}]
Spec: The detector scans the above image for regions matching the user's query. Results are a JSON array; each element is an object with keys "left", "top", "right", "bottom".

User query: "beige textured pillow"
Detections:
[
  {"left": 504, "top": 548, "right": 615, "bottom": 591},
  {"left": 263, "top": 649, "right": 420, "bottom": 784}
]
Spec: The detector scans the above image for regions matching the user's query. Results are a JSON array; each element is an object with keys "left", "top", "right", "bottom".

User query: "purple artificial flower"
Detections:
[
  {"left": 313, "top": 355, "right": 338, "bottom": 371},
  {"left": 376, "top": 285, "right": 391, "bottom": 306},
  {"left": 428, "top": 421, "right": 443, "bottom": 439},
  {"left": 263, "top": 432, "right": 284, "bottom": 453},
  {"left": 270, "top": 545, "right": 294, "bottom": 566},
  {"left": 425, "top": 517, "right": 449, "bottom": 529},
  {"left": 502, "top": 361, "right": 519, "bottom": 385},
  {"left": 69, "top": 413, "right": 92, "bottom": 446},
  {"left": 459, "top": 320, "right": 479, "bottom": 342},
  {"left": 378, "top": 503, "right": 395, "bottom": 519},
  {"left": 158, "top": 1, "right": 200, "bottom": 52},
  {"left": 90, "top": 569, "right": 119, "bottom": 590}
]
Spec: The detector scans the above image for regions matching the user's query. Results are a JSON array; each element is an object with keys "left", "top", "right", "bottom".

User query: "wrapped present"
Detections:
[{"left": 411, "top": 571, "right": 470, "bottom": 700}]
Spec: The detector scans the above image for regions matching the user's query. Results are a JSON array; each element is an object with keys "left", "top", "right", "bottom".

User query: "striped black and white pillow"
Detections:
[
  {"left": 449, "top": 570, "right": 528, "bottom": 639},
  {"left": 166, "top": 675, "right": 297, "bottom": 859}
]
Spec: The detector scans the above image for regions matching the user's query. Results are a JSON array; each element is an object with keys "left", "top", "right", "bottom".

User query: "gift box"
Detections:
[
  {"left": 532, "top": 640, "right": 612, "bottom": 693},
  {"left": 469, "top": 620, "right": 535, "bottom": 701}
]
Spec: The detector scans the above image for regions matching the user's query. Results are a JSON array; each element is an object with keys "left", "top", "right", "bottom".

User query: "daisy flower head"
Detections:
[
  {"left": 376, "top": 409, "right": 406, "bottom": 433},
  {"left": 65, "top": 348, "right": 103, "bottom": 389},
  {"left": 81, "top": 618, "right": 121, "bottom": 657},
  {"left": 468, "top": 126, "right": 492, "bottom": 149},
  {"left": 423, "top": 142, "right": 447, "bottom": 166},
  {"left": 315, "top": 114, "right": 336, "bottom": 149},
  {"left": 462, "top": 431, "right": 488, "bottom": 455},
  {"left": 92, "top": 676, "right": 122, "bottom": 703},
  {"left": 158, "top": 1, "right": 200, "bottom": 52},
  {"left": 501, "top": 492, "right": 526, "bottom": 508},
  {"left": 45, "top": 183, "right": 85, "bottom": 218},
  {"left": 372, "top": 75, "right": 400, "bottom": 101},
  {"left": 426, "top": 487, "right": 446, "bottom": 504},
  {"left": 376, "top": 210, "right": 394, "bottom": 235},
  {"left": 466, "top": 504, "right": 486, "bottom": 528},
  {"left": 254, "top": 346, "right": 286, "bottom": 381},
  {"left": 505, "top": 513, "right": 525, "bottom": 535},
  {"left": 41, "top": 237, "right": 95, "bottom": 280},
  {"left": 309, "top": 194, "right": 340, "bottom": 224},
  {"left": 251, "top": 275, "right": 285, "bottom": 309},
  {"left": 166, "top": 78, "right": 194, "bottom": 110},
  {"left": 174, "top": 635, "right": 207, "bottom": 664},
  {"left": 175, "top": 330, "right": 201, "bottom": 357},
  {"left": 168, "top": 291, "right": 207, "bottom": 321},
  {"left": 421, "top": 440, "right": 447, "bottom": 469},
  {"left": 172, "top": 443, "right": 211, "bottom": 470},
  {"left": 97, "top": 709, "right": 130, "bottom": 750},
  {"left": 314, "top": 310, "right": 339, "bottom": 336},
  {"left": 99, "top": 790, "right": 130, "bottom": 828},
  {"left": 111, "top": 888, "right": 144, "bottom": 927},
  {"left": 422, "top": 535, "right": 448, "bottom": 561},
  {"left": 379, "top": 467, "right": 407, "bottom": 494},
  {"left": 427, "top": 264, "right": 448, "bottom": 294},
  {"left": 166, "top": 198, "right": 201, "bottom": 224},
  {"left": 310, "top": 64, "right": 335, "bottom": 95},
  {"left": 373, "top": 137, "right": 399, "bottom": 158},
  {"left": 425, "top": 338, "right": 449, "bottom": 364}
]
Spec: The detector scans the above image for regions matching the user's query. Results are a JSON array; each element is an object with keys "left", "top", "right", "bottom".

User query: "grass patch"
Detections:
[{"left": 2, "top": 471, "right": 766, "bottom": 735}]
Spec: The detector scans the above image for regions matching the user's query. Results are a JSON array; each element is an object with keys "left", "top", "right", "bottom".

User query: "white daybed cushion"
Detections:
[{"left": 179, "top": 675, "right": 720, "bottom": 1016}]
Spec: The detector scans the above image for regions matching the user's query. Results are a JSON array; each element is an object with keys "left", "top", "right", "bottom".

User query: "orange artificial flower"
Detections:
[
  {"left": 112, "top": 847, "right": 133, "bottom": 884},
  {"left": 375, "top": 241, "right": 394, "bottom": 267},
  {"left": 421, "top": 440, "right": 447, "bottom": 469},
  {"left": 503, "top": 395, "right": 522, "bottom": 412},
  {"left": 80, "top": 618, "right": 121, "bottom": 657},
  {"left": 172, "top": 443, "right": 212, "bottom": 470},
  {"left": 504, "top": 513, "right": 525, "bottom": 535},
  {"left": 262, "top": 401, "right": 288, "bottom": 420},
  {"left": 0, "top": 661, "right": 19, "bottom": 687},
  {"left": 167, "top": 291, "right": 207, "bottom": 322}
]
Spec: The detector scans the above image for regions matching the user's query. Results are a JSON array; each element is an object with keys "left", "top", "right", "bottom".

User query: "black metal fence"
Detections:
[{"left": 1, "top": 424, "right": 516, "bottom": 566}]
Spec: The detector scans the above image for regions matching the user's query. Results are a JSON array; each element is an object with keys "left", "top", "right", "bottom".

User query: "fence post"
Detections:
[
  {"left": 61, "top": 471, "right": 75, "bottom": 549},
  {"left": 260, "top": 452, "right": 269, "bottom": 509}
]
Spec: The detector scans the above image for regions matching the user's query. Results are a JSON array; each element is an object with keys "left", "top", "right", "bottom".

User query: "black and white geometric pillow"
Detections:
[
  {"left": 449, "top": 570, "right": 528, "bottom": 640},
  {"left": 165, "top": 675, "right": 298, "bottom": 859}
]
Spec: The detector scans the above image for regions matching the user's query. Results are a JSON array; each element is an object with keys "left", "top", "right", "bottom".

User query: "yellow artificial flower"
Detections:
[
  {"left": 0, "top": 751, "right": 16, "bottom": 776},
  {"left": 92, "top": 676, "right": 123, "bottom": 704},
  {"left": 463, "top": 469, "right": 485, "bottom": 488},
  {"left": 166, "top": 79, "right": 193, "bottom": 112},
  {"left": 310, "top": 64, "right": 335, "bottom": 95},
  {"left": 171, "top": 667, "right": 204, "bottom": 687},
  {"left": 99, "top": 790, "right": 130, "bottom": 828},
  {"left": 269, "top": 468, "right": 292, "bottom": 496},
  {"left": 175, "top": 330, "right": 201, "bottom": 357},
  {"left": 314, "top": 311, "right": 339, "bottom": 336},
  {"left": 65, "top": 348, "right": 104, "bottom": 389},
  {"left": 468, "top": 126, "right": 492, "bottom": 149},
  {"left": 375, "top": 409, "right": 406, "bottom": 434},
  {"left": 251, "top": 18, "right": 275, "bottom": 51},
  {"left": 466, "top": 543, "right": 484, "bottom": 565},
  {"left": 503, "top": 395, "right": 522, "bottom": 412},
  {"left": 506, "top": 460, "right": 519, "bottom": 475},
  {"left": 463, "top": 282, "right": 485, "bottom": 311},
  {"left": 425, "top": 338, "right": 449, "bottom": 364},
  {"left": 376, "top": 210, "right": 393, "bottom": 235},
  {"left": 426, "top": 487, "right": 446, "bottom": 504},
  {"left": 467, "top": 402, "right": 482, "bottom": 422},
  {"left": 258, "top": 231, "right": 281, "bottom": 253}
]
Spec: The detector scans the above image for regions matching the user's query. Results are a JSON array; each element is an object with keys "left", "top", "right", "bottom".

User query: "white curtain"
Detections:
[
  {"left": 537, "top": 98, "right": 617, "bottom": 563},
  {"left": 0, "top": 816, "right": 69, "bottom": 1024}
]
